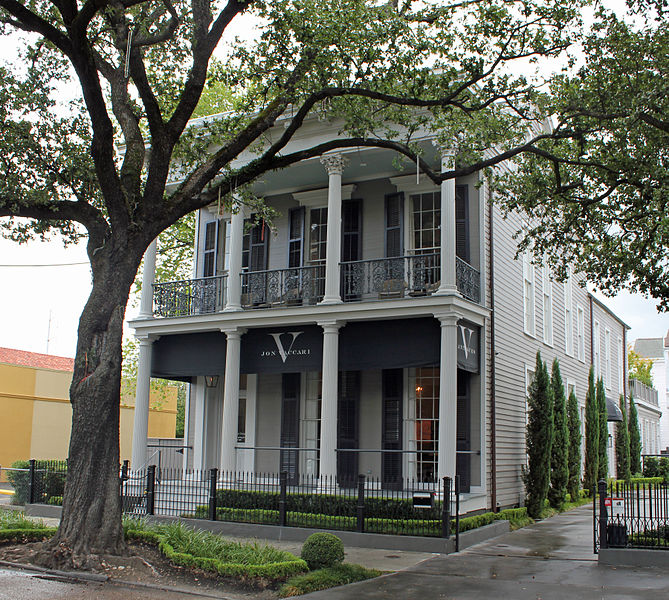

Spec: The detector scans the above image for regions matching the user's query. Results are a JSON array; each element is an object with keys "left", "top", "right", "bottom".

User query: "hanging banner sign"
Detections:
[
  {"left": 457, "top": 320, "right": 480, "bottom": 373},
  {"left": 241, "top": 325, "right": 323, "bottom": 373}
]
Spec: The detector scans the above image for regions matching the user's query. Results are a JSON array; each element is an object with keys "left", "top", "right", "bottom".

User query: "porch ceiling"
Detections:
[{"left": 250, "top": 143, "right": 442, "bottom": 197}]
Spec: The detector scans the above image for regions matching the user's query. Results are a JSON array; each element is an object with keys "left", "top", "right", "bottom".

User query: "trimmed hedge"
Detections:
[
  {"left": 279, "top": 563, "right": 381, "bottom": 597},
  {"left": 189, "top": 504, "right": 529, "bottom": 537},
  {"left": 126, "top": 527, "right": 308, "bottom": 581},
  {"left": 301, "top": 533, "right": 344, "bottom": 570},
  {"left": 0, "top": 528, "right": 57, "bottom": 543},
  {"left": 215, "top": 489, "right": 427, "bottom": 519},
  {"left": 610, "top": 477, "right": 664, "bottom": 487}
]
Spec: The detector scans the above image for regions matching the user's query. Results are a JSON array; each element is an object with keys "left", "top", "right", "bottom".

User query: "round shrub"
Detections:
[{"left": 300, "top": 532, "right": 344, "bottom": 570}]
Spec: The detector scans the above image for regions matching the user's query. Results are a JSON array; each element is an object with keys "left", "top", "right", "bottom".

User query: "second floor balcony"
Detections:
[{"left": 152, "top": 255, "right": 481, "bottom": 318}]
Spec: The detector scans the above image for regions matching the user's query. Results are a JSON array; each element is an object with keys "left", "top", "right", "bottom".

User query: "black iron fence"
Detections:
[
  {"left": 2, "top": 460, "right": 67, "bottom": 506},
  {"left": 153, "top": 275, "right": 227, "bottom": 317},
  {"left": 595, "top": 479, "right": 669, "bottom": 552},
  {"left": 119, "top": 465, "right": 462, "bottom": 541}
]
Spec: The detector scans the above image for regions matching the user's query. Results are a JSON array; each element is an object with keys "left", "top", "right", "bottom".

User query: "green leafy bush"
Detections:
[
  {"left": 124, "top": 518, "right": 307, "bottom": 581},
  {"left": 279, "top": 563, "right": 381, "bottom": 597},
  {"left": 301, "top": 533, "right": 345, "bottom": 570},
  {"left": 6, "top": 460, "right": 67, "bottom": 505},
  {"left": 0, "top": 508, "right": 56, "bottom": 542}
]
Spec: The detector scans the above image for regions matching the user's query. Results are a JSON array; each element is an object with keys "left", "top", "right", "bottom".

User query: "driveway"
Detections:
[{"left": 300, "top": 506, "right": 669, "bottom": 599}]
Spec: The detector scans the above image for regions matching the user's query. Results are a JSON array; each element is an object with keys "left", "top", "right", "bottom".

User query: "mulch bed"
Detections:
[{"left": 0, "top": 540, "right": 279, "bottom": 599}]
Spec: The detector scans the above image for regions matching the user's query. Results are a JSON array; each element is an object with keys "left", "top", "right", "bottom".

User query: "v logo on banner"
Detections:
[
  {"left": 269, "top": 331, "right": 304, "bottom": 363},
  {"left": 458, "top": 325, "right": 476, "bottom": 359}
]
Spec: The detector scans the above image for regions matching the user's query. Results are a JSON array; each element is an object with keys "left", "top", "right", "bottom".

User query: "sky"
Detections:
[{"left": 0, "top": 0, "right": 666, "bottom": 359}]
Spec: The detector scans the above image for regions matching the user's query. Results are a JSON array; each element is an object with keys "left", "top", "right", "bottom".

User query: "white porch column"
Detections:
[
  {"left": 319, "top": 154, "right": 348, "bottom": 305},
  {"left": 192, "top": 379, "right": 207, "bottom": 470},
  {"left": 437, "top": 314, "right": 459, "bottom": 481},
  {"left": 319, "top": 320, "right": 342, "bottom": 482},
  {"left": 220, "top": 328, "right": 244, "bottom": 473},
  {"left": 224, "top": 197, "right": 244, "bottom": 312},
  {"left": 436, "top": 154, "right": 459, "bottom": 295},
  {"left": 139, "top": 238, "right": 158, "bottom": 317},
  {"left": 131, "top": 335, "right": 153, "bottom": 469}
]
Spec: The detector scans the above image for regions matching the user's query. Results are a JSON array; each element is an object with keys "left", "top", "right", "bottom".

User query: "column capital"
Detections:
[
  {"left": 320, "top": 153, "right": 349, "bottom": 176},
  {"left": 221, "top": 327, "right": 246, "bottom": 340},
  {"left": 318, "top": 320, "right": 343, "bottom": 333},
  {"left": 434, "top": 313, "right": 461, "bottom": 327},
  {"left": 135, "top": 332, "right": 159, "bottom": 344}
]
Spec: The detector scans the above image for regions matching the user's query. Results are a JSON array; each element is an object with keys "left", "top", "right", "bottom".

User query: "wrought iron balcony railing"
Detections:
[
  {"left": 152, "top": 256, "right": 481, "bottom": 317},
  {"left": 341, "top": 253, "right": 481, "bottom": 303},
  {"left": 240, "top": 264, "right": 325, "bottom": 308},
  {"left": 456, "top": 256, "right": 481, "bottom": 303},
  {"left": 153, "top": 275, "right": 227, "bottom": 317}
]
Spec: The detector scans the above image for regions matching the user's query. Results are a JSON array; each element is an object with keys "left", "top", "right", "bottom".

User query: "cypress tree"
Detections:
[
  {"left": 628, "top": 396, "right": 642, "bottom": 475},
  {"left": 583, "top": 367, "right": 599, "bottom": 494},
  {"left": 525, "top": 352, "right": 554, "bottom": 518},
  {"left": 615, "top": 395, "right": 631, "bottom": 482},
  {"left": 596, "top": 377, "right": 609, "bottom": 481},
  {"left": 549, "top": 359, "right": 569, "bottom": 509},
  {"left": 566, "top": 389, "right": 582, "bottom": 502}
]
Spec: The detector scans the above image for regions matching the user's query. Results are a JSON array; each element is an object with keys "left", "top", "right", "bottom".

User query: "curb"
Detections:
[{"left": 0, "top": 559, "right": 243, "bottom": 598}]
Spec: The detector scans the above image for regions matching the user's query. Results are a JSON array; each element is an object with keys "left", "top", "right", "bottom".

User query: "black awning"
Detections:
[
  {"left": 151, "top": 332, "right": 227, "bottom": 381},
  {"left": 339, "top": 318, "right": 440, "bottom": 371},
  {"left": 241, "top": 325, "right": 323, "bottom": 374},
  {"left": 607, "top": 397, "right": 624, "bottom": 422}
]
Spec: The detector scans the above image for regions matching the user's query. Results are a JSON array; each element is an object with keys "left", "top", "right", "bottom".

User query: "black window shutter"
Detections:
[
  {"left": 455, "top": 185, "right": 469, "bottom": 263},
  {"left": 384, "top": 193, "right": 404, "bottom": 258},
  {"left": 382, "top": 368, "right": 403, "bottom": 490},
  {"left": 202, "top": 220, "right": 218, "bottom": 277},
  {"left": 288, "top": 207, "right": 305, "bottom": 268}
]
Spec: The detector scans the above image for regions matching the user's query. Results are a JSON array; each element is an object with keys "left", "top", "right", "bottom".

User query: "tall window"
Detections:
[
  {"left": 564, "top": 274, "right": 574, "bottom": 356},
  {"left": 605, "top": 328, "right": 612, "bottom": 389},
  {"left": 411, "top": 192, "right": 441, "bottom": 254},
  {"left": 594, "top": 321, "right": 601, "bottom": 378},
  {"left": 543, "top": 262, "right": 553, "bottom": 345},
  {"left": 523, "top": 250, "right": 536, "bottom": 336},
  {"left": 309, "top": 207, "right": 328, "bottom": 264},
  {"left": 577, "top": 306, "right": 585, "bottom": 361},
  {"left": 413, "top": 368, "right": 439, "bottom": 483}
]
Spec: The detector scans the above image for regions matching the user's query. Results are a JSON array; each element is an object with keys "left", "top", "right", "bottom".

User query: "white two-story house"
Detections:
[{"left": 129, "top": 112, "right": 629, "bottom": 512}]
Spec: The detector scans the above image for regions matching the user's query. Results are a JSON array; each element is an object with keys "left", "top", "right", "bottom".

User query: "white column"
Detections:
[
  {"left": 192, "top": 379, "right": 207, "bottom": 470},
  {"left": 319, "top": 154, "right": 348, "bottom": 305},
  {"left": 319, "top": 320, "right": 342, "bottom": 482},
  {"left": 220, "top": 328, "right": 244, "bottom": 473},
  {"left": 131, "top": 335, "right": 153, "bottom": 469},
  {"left": 437, "top": 314, "right": 459, "bottom": 481},
  {"left": 139, "top": 238, "right": 158, "bottom": 317},
  {"left": 437, "top": 154, "right": 459, "bottom": 295},
  {"left": 224, "top": 197, "right": 244, "bottom": 312}
]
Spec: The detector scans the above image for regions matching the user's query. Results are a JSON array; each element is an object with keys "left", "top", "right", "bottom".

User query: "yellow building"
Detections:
[{"left": 0, "top": 347, "right": 177, "bottom": 481}]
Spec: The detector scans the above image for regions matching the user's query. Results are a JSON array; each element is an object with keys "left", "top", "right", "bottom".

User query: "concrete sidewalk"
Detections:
[{"left": 298, "top": 506, "right": 669, "bottom": 599}]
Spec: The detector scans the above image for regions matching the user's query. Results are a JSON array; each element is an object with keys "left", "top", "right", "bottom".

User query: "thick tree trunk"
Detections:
[{"left": 36, "top": 244, "right": 143, "bottom": 569}]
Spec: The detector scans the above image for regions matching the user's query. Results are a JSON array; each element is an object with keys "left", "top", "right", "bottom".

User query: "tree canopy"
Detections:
[
  {"left": 497, "top": 6, "right": 668, "bottom": 308},
  {"left": 0, "top": 0, "right": 586, "bottom": 564}
]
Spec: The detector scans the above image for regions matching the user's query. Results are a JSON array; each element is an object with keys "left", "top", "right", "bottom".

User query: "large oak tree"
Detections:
[{"left": 0, "top": 0, "right": 581, "bottom": 566}]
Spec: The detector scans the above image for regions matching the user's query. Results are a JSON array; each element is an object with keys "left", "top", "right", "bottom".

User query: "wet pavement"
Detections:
[
  {"left": 0, "top": 567, "right": 220, "bottom": 600},
  {"left": 298, "top": 506, "right": 669, "bottom": 599}
]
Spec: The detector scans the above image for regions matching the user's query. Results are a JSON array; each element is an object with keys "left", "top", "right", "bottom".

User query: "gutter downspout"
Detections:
[{"left": 487, "top": 183, "right": 497, "bottom": 512}]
